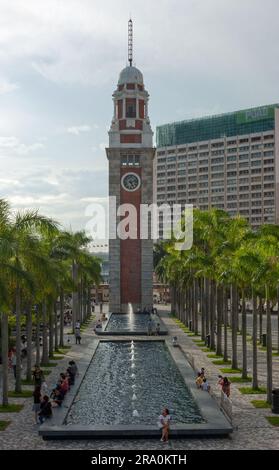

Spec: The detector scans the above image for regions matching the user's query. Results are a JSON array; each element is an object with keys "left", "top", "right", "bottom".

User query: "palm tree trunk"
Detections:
[
  {"left": 78, "top": 281, "right": 82, "bottom": 323},
  {"left": 177, "top": 288, "right": 181, "bottom": 321},
  {"left": 210, "top": 280, "right": 216, "bottom": 350},
  {"left": 201, "top": 278, "right": 206, "bottom": 341},
  {"left": 41, "top": 300, "right": 49, "bottom": 365},
  {"left": 266, "top": 288, "right": 273, "bottom": 404},
  {"left": 15, "top": 285, "right": 22, "bottom": 393},
  {"left": 231, "top": 283, "right": 238, "bottom": 370},
  {"left": 35, "top": 306, "right": 41, "bottom": 366},
  {"left": 241, "top": 289, "right": 248, "bottom": 379},
  {"left": 205, "top": 278, "right": 210, "bottom": 337},
  {"left": 223, "top": 287, "right": 228, "bottom": 362},
  {"left": 185, "top": 286, "right": 189, "bottom": 326},
  {"left": 83, "top": 286, "right": 87, "bottom": 323},
  {"left": 182, "top": 289, "right": 186, "bottom": 325},
  {"left": 194, "top": 280, "right": 198, "bottom": 335},
  {"left": 87, "top": 286, "right": 91, "bottom": 319},
  {"left": 54, "top": 301, "right": 58, "bottom": 351},
  {"left": 48, "top": 302, "right": 54, "bottom": 359},
  {"left": 1, "top": 312, "right": 9, "bottom": 406},
  {"left": 190, "top": 284, "right": 193, "bottom": 331},
  {"left": 216, "top": 285, "right": 222, "bottom": 356},
  {"left": 277, "top": 287, "right": 279, "bottom": 354},
  {"left": 59, "top": 288, "right": 64, "bottom": 348},
  {"left": 259, "top": 297, "right": 263, "bottom": 344},
  {"left": 252, "top": 289, "right": 258, "bottom": 390},
  {"left": 26, "top": 305, "right": 32, "bottom": 382},
  {"left": 72, "top": 261, "right": 79, "bottom": 331}
]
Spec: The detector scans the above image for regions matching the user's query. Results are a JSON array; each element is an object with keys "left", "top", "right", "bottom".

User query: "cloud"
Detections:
[
  {"left": 66, "top": 124, "right": 91, "bottom": 135},
  {"left": 0, "top": 136, "right": 44, "bottom": 155},
  {"left": 0, "top": 78, "right": 19, "bottom": 95}
]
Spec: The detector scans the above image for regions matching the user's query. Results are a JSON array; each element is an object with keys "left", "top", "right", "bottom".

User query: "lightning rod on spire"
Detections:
[{"left": 128, "top": 18, "right": 133, "bottom": 66}]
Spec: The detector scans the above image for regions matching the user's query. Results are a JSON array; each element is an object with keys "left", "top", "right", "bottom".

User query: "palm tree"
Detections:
[{"left": 255, "top": 228, "right": 279, "bottom": 403}]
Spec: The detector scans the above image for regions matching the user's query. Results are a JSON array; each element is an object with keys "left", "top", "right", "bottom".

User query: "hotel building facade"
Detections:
[{"left": 155, "top": 104, "right": 279, "bottom": 234}]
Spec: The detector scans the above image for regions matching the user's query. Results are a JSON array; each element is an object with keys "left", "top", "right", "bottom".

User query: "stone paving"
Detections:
[{"left": 0, "top": 306, "right": 279, "bottom": 450}]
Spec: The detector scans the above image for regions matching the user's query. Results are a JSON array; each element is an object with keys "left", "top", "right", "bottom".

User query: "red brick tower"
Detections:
[{"left": 106, "top": 20, "right": 155, "bottom": 313}]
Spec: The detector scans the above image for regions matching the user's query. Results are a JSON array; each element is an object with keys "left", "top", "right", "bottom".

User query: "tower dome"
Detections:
[{"left": 118, "top": 66, "right": 143, "bottom": 86}]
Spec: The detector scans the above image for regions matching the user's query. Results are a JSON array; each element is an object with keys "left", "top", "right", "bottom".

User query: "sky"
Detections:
[{"left": 0, "top": 0, "right": 279, "bottom": 245}]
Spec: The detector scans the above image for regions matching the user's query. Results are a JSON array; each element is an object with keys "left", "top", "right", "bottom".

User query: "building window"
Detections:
[{"left": 121, "top": 154, "right": 140, "bottom": 166}]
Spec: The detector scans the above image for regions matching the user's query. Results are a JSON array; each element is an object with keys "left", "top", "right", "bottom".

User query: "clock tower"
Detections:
[{"left": 106, "top": 20, "right": 155, "bottom": 313}]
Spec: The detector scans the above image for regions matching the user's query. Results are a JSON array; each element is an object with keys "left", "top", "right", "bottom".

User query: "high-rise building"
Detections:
[
  {"left": 155, "top": 104, "right": 279, "bottom": 233},
  {"left": 106, "top": 20, "right": 155, "bottom": 313}
]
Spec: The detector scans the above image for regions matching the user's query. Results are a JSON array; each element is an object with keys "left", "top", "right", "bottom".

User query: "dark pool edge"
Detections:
[{"left": 39, "top": 423, "right": 232, "bottom": 440}]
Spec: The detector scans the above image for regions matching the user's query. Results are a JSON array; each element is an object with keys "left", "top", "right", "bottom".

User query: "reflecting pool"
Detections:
[{"left": 67, "top": 341, "right": 204, "bottom": 426}]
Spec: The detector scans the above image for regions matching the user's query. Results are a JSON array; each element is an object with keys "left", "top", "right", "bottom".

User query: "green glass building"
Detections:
[{"left": 155, "top": 104, "right": 279, "bottom": 230}]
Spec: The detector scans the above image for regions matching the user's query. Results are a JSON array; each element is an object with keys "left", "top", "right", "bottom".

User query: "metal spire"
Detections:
[{"left": 128, "top": 18, "right": 133, "bottom": 66}]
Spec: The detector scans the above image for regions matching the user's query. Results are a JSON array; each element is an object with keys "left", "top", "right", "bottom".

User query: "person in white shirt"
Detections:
[{"left": 158, "top": 408, "right": 171, "bottom": 442}]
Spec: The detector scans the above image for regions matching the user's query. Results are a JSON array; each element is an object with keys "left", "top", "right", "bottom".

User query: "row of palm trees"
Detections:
[
  {"left": 155, "top": 208, "right": 279, "bottom": 404},
  {"left": 0, "top": 198, "right": 101, "bottom": 406}
]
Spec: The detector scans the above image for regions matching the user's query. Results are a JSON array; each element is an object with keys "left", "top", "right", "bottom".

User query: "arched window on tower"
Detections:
[{"left": 126, "top": 98, "right": 136, "bottom": 118}]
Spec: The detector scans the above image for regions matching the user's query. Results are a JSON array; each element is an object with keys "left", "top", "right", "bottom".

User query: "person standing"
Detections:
[
  {"left": 32, "top": 385, "right": 42, "bottom": 424},
  {"left": 158, "top": 408, "right": 171, "bottom": 442},
  {"left": 32, "top": 365, "right": 45, "bottom": 387},
  {"left": 75, "top": 326, "right": 81, "bottom": 344}
]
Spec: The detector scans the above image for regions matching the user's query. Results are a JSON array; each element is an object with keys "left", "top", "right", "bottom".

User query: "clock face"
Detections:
[{"left": 121, "top": 172, "right": 141, "bottom": 192}]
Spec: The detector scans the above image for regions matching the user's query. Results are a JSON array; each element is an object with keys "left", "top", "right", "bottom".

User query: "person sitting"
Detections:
[
  {"left": 60, "top": 373, "right": 69, "bottom": 395},
  {"left": 222, "top": 377, "right": 231, "bottom": 398},
  {"left": 217, "top": 375, "right": 224, "bottom": 389},
  {"left": 94, "top": 319, "right": 102, "bottom": 332},
  {"left": 38, "top": 395, "right": 52, "bottom": 424},
  {"left": 52, "top": 388, "right": 63, "bottom": 407},
  {"left": 201, "top": 377, "right": 211, "bottom": 392},
  {"left": 195, "top": 372, "right": 204, "bottom": 388},
  {"left": 158, "top": 408, "right": 171, "bottom": 442}
]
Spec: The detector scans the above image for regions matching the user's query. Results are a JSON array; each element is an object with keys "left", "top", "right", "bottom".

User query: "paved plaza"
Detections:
[{"left": 0, "top": 306, "right": 279, "bottom": 450}]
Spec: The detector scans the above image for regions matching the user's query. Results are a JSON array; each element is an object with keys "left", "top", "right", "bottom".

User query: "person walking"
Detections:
[
  {"left": 158, "top": 408, "right": 171, "bottom": 442},
  {"left": 75, "top": 327, "right": 81, "bottom": 345},
  {"left": 32, "top": 385, "right": 42, "bottom": 424}
]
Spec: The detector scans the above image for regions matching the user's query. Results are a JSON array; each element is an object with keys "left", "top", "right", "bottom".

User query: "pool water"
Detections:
[
  {"left": 67, "top": 341, "right": 204, "bottom": 426},
  {"left": 105, "top": 313, "right": 159, "bottom": 332}
]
